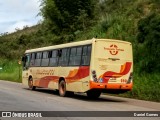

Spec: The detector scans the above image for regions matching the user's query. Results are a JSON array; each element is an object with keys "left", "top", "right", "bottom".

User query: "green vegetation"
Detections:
[
  {"left": 0, "top": 60, "right": 22, "bottom": 83},
  {"left": 0, "top": 0, "right": 160, "bottom": 101},
  {"left": 40, "top": 0, "right": 97, "bottom": 35},
  {"left": 119, "top": 73, "right": 160, "bottom": 102},
  {"left": 137, "top": 13, "right": 160, "bottom": 73}
]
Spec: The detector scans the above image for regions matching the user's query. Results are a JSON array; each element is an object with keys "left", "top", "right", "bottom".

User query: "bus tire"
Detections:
[
  {"left": 28, "top": 77, "right": 36, "bottom": 90},
  {"left": 59, "top": 80, "right": 67, "bottom": 97},
  {"left": 87, "top": 90, "right": 101, "bottom": 99}
]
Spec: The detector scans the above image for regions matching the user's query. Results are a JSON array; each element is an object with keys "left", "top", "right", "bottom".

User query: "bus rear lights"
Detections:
[
  {"left": 93, "top": 74, "right": 96, "bottom": 78},
  {"left": 92, "top": 70, "right": 98, "bottom": 82},
  {"left": 92, "top": 70, "right": 96, "bottom": 74},
  {"left": 93, "top": 78, "right": 98, "bottom": 82}
]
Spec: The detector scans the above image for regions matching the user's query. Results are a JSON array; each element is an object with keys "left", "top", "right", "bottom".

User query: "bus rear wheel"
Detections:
[
  {"left": 58, "top": 80, "right": 74, "bottom": 97},
  {"left": 59, "top": 80, "right": 67, "bottom": 97},
  {"left": 28, "top": 77, "right": 36, "bottom": 90},
  {"left": 87, "top": 90, "right": 101, "bottom": 99}
]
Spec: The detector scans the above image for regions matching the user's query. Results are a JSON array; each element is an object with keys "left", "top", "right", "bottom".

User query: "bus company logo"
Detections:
[
  {"left": 104, "top": 44, "right": 124, "bottom": 55},
  {"left": 36, "top": 69, "right": 55, "bottom": 75}
]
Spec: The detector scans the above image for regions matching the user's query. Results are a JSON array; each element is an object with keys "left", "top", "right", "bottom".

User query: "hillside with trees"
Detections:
[{"left": 0, "top": 0, "right": 160, "bottom": 101}]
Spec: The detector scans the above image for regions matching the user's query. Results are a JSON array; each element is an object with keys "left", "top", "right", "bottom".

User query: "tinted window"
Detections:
[
  {"left": 23, "top": 54, "right": 30, "bottom": 70},
  {"left": 69, "top": 47, "right": 82, "bottom": 66},
  {"left": 41, "top": 51, "right": 49, "bottom": 66},
  {"left": 36, "top": 52, "right": 42, "bottom": 59},
  {"left": 42, "top": 51, "right": 48, "bottom": 59},
  {"left": 52, "top": 50, "right": 57, "bottom": 57},
  {"left": 30, "top": 53, "right": 35, "bottom": 66},
  {"left": 81, "top": 45, "right": 91, "bottom": 65},
  {"left": 29, "top": 45, "right": 91, "bottom": 67},
  {"left": 58, "top": 48, "right": 70, "bottom": 66},
  {"left": 70, "top": 48, "right": 76, "bottom": 56},
  {"left": 35, "top": 52, "right": 42, "bottom": 66},
  {"left": 77, "top": 47, "right": 82, "bottom": 55},
  {"left": 49, "top": 50, "right": 58, "bottom": 66},
  {"left": 82, "top": 46, "right": 87, "bottom": 55}
]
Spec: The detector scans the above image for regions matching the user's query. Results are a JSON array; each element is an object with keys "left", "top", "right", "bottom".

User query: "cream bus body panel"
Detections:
[{"left": 90, "top": 39, "right": 133, "bottom": 90}]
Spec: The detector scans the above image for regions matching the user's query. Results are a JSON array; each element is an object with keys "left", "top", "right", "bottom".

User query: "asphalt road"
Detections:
[{"left": 0, "top": 80, "right": 160, "bottom": 120}]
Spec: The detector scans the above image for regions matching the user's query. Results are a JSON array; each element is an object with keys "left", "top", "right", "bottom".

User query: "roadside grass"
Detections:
[
  {"left": 0, "top": 60, "right": 22, "bottom": 83},
  {"left": 118, "top": 73, "right": 160, "bottom": 102}
]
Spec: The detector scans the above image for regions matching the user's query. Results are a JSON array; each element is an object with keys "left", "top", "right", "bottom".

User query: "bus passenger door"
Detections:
[{"left": 22, "top": 54, "right": 30, "bottom": 86}]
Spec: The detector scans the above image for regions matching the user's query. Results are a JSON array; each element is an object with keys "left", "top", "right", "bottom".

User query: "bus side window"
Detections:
[
  {"left": 58, "top": 48, "right": 70, "bottom": 66},
  {"left": 58, "top": 49, "right": 62, "bottom": 57},
  {"left": 30, "top": 53, "right": 35, "bottom": 66},
  {"left": 41, "top": 51, "right": 49, "bottom": 66},
  {"left": 81, "top": 45, "right": 91, "bottom": 66},
  {"left": 35, "top": 52, "right": 42, "bottom": 66},
  {"left": 69, "top": 47, "right": 76, "bottom": 66},
  {"left": 49, "top": 50, "right": 58, "bottom": 66},
  {"left": 69, "top": 47, "right": 82, "bottom": 66},
  {"left": 75, "top": 47, "right": 82, "bottom": 65}
]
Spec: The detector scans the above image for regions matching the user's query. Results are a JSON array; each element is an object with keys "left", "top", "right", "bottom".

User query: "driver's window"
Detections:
[
  {"left": 22, "top": 54, "right": 30, "bottom": 70},
  {"left": 25, "top": 55, "right": 30, "bottom": 68}
]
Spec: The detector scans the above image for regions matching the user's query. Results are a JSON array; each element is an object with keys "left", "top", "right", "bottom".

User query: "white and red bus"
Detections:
[{"left": 22, "top": 38, "right": 133, "bottom": 98}]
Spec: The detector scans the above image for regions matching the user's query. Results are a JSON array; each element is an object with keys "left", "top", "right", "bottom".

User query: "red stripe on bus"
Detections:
[
  {"left": 38, "top": 76, "right": 59, "bottom": 88},
  {"left": 101, "top": 62, "right": 132, "bottom": 83},
  {"left": 66, "top": 66, "right": 89, "bottom": 83}
]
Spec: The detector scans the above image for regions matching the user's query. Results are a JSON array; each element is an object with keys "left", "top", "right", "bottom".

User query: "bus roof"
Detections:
[{"left": 25, "top": 38, "right": 131, "bottom": 53}]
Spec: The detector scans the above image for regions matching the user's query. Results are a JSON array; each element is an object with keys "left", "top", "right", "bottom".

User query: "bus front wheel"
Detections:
[
  {"left": 87, "top": 90, "right": 101, "bottom": 99},
  {"left": 28, "top": 77, "right": 36, "bottom": 90}
]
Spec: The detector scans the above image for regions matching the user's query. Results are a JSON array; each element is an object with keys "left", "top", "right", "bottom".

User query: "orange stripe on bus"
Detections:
[
  {"left": 120, "top": 63, "right": 126, "bottom": 73},
  {"left": 67, "top": 69, "right": 79, "bottom": 78}
]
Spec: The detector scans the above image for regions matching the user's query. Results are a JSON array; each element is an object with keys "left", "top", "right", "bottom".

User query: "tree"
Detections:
[
  {"left": 40, "top": 0, "right": 97, "bottom": 35},
  {"left": 137, "top": 13, "right": 160, "bottom": 73}
]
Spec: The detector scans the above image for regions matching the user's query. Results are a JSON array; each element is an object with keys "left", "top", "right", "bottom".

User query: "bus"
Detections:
[{"left": 22, "top": 38, "right": 133, "bottom": 98}]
